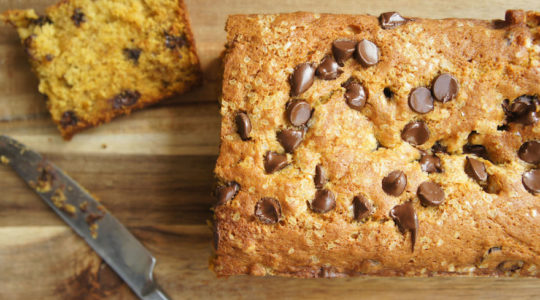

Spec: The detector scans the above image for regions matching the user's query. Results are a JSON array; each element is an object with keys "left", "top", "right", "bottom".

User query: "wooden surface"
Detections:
[{"left": 1, "top": 0, "right": 539, "bottom": 299}]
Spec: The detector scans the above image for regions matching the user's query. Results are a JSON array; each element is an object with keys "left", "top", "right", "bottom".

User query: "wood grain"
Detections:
[{"left": 0, "top": 0, "right": 539, "bottom": 299}]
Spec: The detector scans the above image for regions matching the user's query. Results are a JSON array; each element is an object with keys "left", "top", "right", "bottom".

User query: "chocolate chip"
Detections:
[
  {"left": 522, "top": 169, "right": 540, "bottom": 194},
  {"left": 286, "top": 100, "right": 312, "bottom": 126},
  {"left": 60, "top": 111, "right": 78, "bottom": 128},
  {"left": 31, "top": 15, "right": 52, "bottom": 26},
  {"left": 497, "top": 260, "right": 524, "bottom": 272},
  {"left": 235, "top": 112, "right": 251, "bottom": 141},
  {"left": 432, "top": 73, "right": 459, "bottom": 103},
  {"left": 45, "top": 54, "right": 54, "bottom": 61},
  {"left": 503, "top": 96, "right": 539, "bottom": 126},
  {"left": 215, "top": 182, "right": 240, "bottom": 206},
  {"left": 255, "top": 197, "right": 282, "bottom": 224},
  {"left": 380, "top": 12, "right": 408, "bottom": 29},
  {"left": 355, "top": 39, "right": 379, "bottom": 67},
  {"left": 417, "top": 181, "right": 445, "bottom": 206},
  {"left": 401, "top": 121, "right": 430, "bottom": 146},
  {"left": 383, "top": 87, "right": 394, "bottom": 99},
  {"left": 420, "top": 154, "right": 442, "bottom": 173},
  {"left": 465, "top": 156, "right": 488, "bottom": 183},
  {"left": 408, "top": 87, "right": 434, "bottom": 114},
  {"left": 277, "top": 129, "right": 303, "bottom": 153},
  {"left": 316, "top": 55, "right": 342, "bottom": 80},
  {"left": 112, "top": 90, "right": 140, "bottom": 109},
  {"left": 314, "top": 164, "right": 326, "bottom": 189},
  {"left": 344, "top": 81, "right": 367, "bottom": 110},
  {"left": 123, "top": 48, "right": 142, "bottom": 63},
  {"left": 310, "top": 189, "right": 336, "bottom": 213},
  {"left": 353, "top": 195, "right": 372, "bottom": 220},
  {"left": 505, "top": 10, "right": 526, "bottom": 26},
  {"left": 382, "top": 170, "right": 407, "bottom": 196},
  {"left": 432, "top": 141, "right": 448, "bottom": 153},
  {"left": 165, "top": 32, "right": 187, "bottom": 49},
  {"left": 463, "top": 144, "right": 489, "bottom": 160},
  {"left": 290, "top": 63, "right": 315, "bottom": 96},
  {"left": 71, "top": 8, "right": 86, "bottom": 27},
  {"left": 518, "top": 141, "right": 540, "bottom": 164},
  {"left": 332, "top": 39, "right": 356, "bottom": 66},
  {"left": 264, "top": 151, "right": 288, "bottom": 174},
  {"left": 390, "top": 201, "right": 418, "bottom": 252}
]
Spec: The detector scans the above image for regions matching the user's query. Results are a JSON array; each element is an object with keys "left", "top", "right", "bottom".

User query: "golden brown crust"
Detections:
[
  {"left": 2, "top": 0, "right": 201, "bottom": 139},
  {"left": 213, "top": 11, "right": 540, "bottom": 277}
]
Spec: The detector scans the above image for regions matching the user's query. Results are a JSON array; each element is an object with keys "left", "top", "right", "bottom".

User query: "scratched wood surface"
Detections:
[{"left": 1, "top": 0, "right": 539, "bottom": 299}]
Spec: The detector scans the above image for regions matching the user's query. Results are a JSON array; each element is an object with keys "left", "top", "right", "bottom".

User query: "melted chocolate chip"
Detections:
[
  {"left": 432, "top": 73, "right": 459, "bottom": 103},
  {"left": 286, "top": 100, "right": 312, "bottom": 126},
  {"left": 401, "top": 121, "right": 430, "bottom": 146},
  {"left": 235, "top": 112, "right": 251, "bottom": 141},
  {"left": 264, "top": 151, "right": 288, "bottom": 174},
  {"left": 71, "top": 8, "right": 86, "bottom": 27},
  {"left": 215, "top": 182, "right": 240, "bottom": 206},
  {"left": 380, "top": 12, "right": 408, "bottom": 29},
  {"left": 165, "top": 32, "right": 187, "bottom": 49},
  {"left": 343, "top": 81, "right": 367, "bottom": 111},
  {"left": 277, "top": 129, "right": 303, "bottom": 153},
  {"left": 310, "top": 189, "right": 336, "bottom": 213},
  {"left": 390, "top": 201, "right": 418, "bottom": 252},
  {"left": 123, "top": 48, "right": 142, "bottom": 63},
  {"left": 353, "top": 195, "right": 373, "bottom": 220},
  {"left": 255, "top": 197, "right": 282, "bottom": 224},
  {"left": 316, "top": 55, "right": 342, "bottom": 80},
  {"left": 463, "top": 144, "right": 489, "bottom": 160},
  {"left": 290, "top": 63, "right": 315, "bottom": 96},
  {"left": 60, "top": 111, "right": 78, "bottom": 128},
  {"left": 332, "top": 39, "right": 357, "bottom": 66},
  {"left": 497, "top": 260, "right": 524, "bottom": 272},
  {"left": 408, "top": 87, "right": 434, "bottom": 114},
  {"left": 314, "top": 164, "right": 326, "bottom": 189},
  {"left": 417, "top": 181, "right": 445, "bottom": 206},
  {"left": 31, "top": 15, "right": 52, "bottom": 26},
  {"left": 355, "top": 39, "right": 379, "bottom": 67},
  {"left": 420, "top": 154, "right": 442, "bottom": 173},
  {"left": 522, "top": 169, "right": 540, "bottom": 194},
  {"left": 382, "top": 170, "right": 407, "bottom": 196},
  {"left": 112, "top": 90, "right": 141, "bottom": 109},
  {"left": 519, "top": 141, "right": 540, "bottom": 164},
  {"left": 465, "top": 156, "right": 488, "bottom": 183}
]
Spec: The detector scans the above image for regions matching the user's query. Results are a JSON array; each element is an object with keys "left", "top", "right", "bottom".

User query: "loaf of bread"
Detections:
[
  {"left": 212, "top": 10, "right": 540, "bottom": 277},
  {"left": 2, "top": 0, "right": 201, "bottom": 139}
]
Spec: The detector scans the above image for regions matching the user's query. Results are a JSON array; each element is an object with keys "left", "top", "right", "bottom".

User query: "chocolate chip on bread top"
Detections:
[{"left": 213, "top": 10, "right": 540, "bottom": 277}]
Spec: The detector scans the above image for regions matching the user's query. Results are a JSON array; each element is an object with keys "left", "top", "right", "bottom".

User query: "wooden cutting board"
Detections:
[{"left": 1, "top": 0, "right": 539, "bottom": 299}]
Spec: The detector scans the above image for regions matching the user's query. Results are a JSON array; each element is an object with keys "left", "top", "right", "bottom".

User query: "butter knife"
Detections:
[{"left": 0, "top": 135, "right": 169, "bottom": 300}]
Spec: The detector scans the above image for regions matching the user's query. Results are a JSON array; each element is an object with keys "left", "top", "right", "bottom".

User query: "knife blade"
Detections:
[{"left": 0, "top": 135, "right": 169, "bottom": 300}]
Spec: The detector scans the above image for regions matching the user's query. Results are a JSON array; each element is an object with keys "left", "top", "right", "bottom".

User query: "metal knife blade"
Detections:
[{"left": 0, "top": 135, "right": 169, "bottom": 300}]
